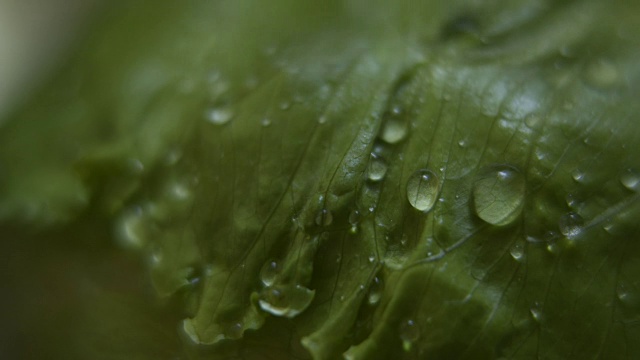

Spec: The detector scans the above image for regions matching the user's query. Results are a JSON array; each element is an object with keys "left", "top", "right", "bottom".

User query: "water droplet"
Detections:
[
  {"left": 406, "top": 169, "right": 440, "bottom": 212},
  {"left": 616, "top": 281, "right": 638, "bottom": 307},
  {"left": 169, "top": 181, "right": 191, "bottom": 201},
  {"left": 164, "top": 148, "right": 182, "bottom": 165},
  {"left": 620, "top": 168, "right": 640, "bottom": 191},
  {"left": 367, "top": 276, "right": 383, "bottom": 305},
  {"left": 380, "top": 119, "right": 408, "bottom": 144},
  {"left": 457, "top": 139, "right": 467, "bottom": 147},
  {"left": 279, "top": 101, "right": 291, "bottom": 110},
  {"left": 399, "top": 319, "right": 420, "bottom": 351},
  {"left": 565, "top": 193, "right": 578, "bottom": 208},
  {"left": 348, "top": 210, "right": 360, "bottom": 225},
  {"left": 559, "top": 212, "right": 584, "bottom": 238},
  {"left": 472, "top": 165, "right": 526, "bottom": 226},
  {"left": 205, "top": 107, "right": 234, "bottom": 125},
  {"left": 318, "top": 115, "right": 327, "bottom": 124},
  {"left": 367, "top": 154, "right": 387, "bottom": 182},
  {"left": 260, "top": 117, "right": 271, "bottom": 127},
  {"left": 571, "top": 169, "right": 585, "bottom": 182},
  {"left": 260, "top": 260, "right": 279, "bottom": 286},
  {"left": 585, "top": 59, "right": 620, "bottom": 88},
  {"left": 116, "top": 207, "right": 147, "bottom": 249},
  {"left": 524, "top": 114, "right": 543, "bottom": 129},
  {"left": 225, "top": 322, "right": 243, "bottom": 340},
  {"left": 529, "top": 302, "right": 543, "bottom": 322},
  {"left": 368, "top": 254, "right": 376, "bottom": 263},
  {"left": 127, "top": 158, "right": 145, "bottom": 174},
  {"left": 258, "top": 285, "right": 315, "bottom": 318},
  {"left": 315, "top": 209, "right": 333, "bottom": 226},
  {"left": 509, "top": 240, "right": 526, "bottom": 261}
]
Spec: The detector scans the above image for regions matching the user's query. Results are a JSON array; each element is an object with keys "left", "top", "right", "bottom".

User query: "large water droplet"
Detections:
[
  {"left": 559, "top": 212, "right": 584, "bottom": 238},
  {"left": 258, "top": 284, "right": 315, "bottom": 318},
  {"left": 367, "top": 276, "right": 383, "bottom": 305},
  {"left": 472, "top": 165, "right": 526, "bottom": 226},
  {"left": 260, "top": 259, "right": 280, "bottom": 287},
  {"left": 406, "top": 169, "right": 440, "bottom": 212},
  {"left": 380, "top": 119, "right": 408, "bottom": 144},
  {"left": 399, "top": 319, "right": 420, "bottom": 351},
  {"left": 367, "top": 154, "right": 387, "bottom": 182},
  {"left": 315, "top": 209, "right": 333, "bottom": 226},
  {"left": 620, "top": 168, "right": 640, "bottom": 191}
]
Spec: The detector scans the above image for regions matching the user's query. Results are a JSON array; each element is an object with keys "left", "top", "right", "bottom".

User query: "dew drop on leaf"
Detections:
[
  {"left": 530, "top": 302, "right": 543, "bottom": 322},
  {"left": 258, "top": 284, "right": 315, "bottom": 318},
  {"left": 367, "top": 276, "right": 383, "bottom": 305},
  {"left": 399, "top": 319, "right": 420, "bottom": 351},
  {"left": 380, "top": 118, "right": 408, "bottom": 144},
  {"left": 406, "top": 169, "right": 440, "bottom": 212},
  {"left": 205, "top": 107, "right": 234, "bottom": 125},
  {"left": 115, "top": 206, "right": 147, "bottom": 249},
  {"left": 260, "top": 259, "right": 279, "bottom": 287},
  {"left": 366, "top": 153, "right": 387, "bottom": 182},
  {"left": 620, "top": 168, "right": 640, "bottom": 191},
  {"left": 559, "top": 212, "right": 584, "bottom": 238},
  {"left": 472, "top": 164, "right": 526, "bottom": 226},
  {"left": 584, "top": 59, "right": 620, "bottom": 88},
  {"left": 509, "top": 239, "right": 526, "bottom": 261},
  {"left": 315, "top": 208, "right": 333, "bottom": 226}
]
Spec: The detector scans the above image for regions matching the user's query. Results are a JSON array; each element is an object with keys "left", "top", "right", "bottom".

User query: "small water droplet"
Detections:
[
  {"left": 524, "top": 114, "right": 543, "bottom": 129},
  {"left": 380, "top": 119, "right": 408, "bottom": 144},
  {"left": 399, "top": 319, "right": 420, "bottom": 351},
  {"left": 261, "top": 117, "right": 271, "bottom": 127},
  {"left": 559, "top": 212, "right": 584, "bottom": 238},
  {"left": 509, "top": 240, "right": 526, "bottom": 261},
  {"left": 348, "top": 210, "right": 360, "bottom": 225},
  {"left": 571, "top": 169, "right": 585, "bottom": 182},
  {"left": 530, "top": 302, "right": 543, "bottom": 322},
  {"left": 164, "top": 148, "right": 182, "bottom": 166},
  {"left": 368, "top": 254, "right": 376, "bottom": 263},
  {"left": 367, "top": 154, "right": 387, "bottom": 182},
  {"left": 315, "top": 209, "right": 333, "bottom": 227},
  {"left": 205, "top": 107, "right": 234, "bottom": 125},
  {"left": 367, "top": 276, "right": 383, "bottom": 305},
  {"left": 128, "top": 158, "right": 145, "bottom": 174},
  {"left": 258, "top": 284, "right": 315, "bottom": 318},
  {"left": 260, "top": 260, "right": 279, "bottom": 286},
  {"left": 585, "top": 59, "right": 620, "bottom": 88},
  {"left": 406, "top": 169, "right": 440, "bottom": 212},
  {"left": 318, "top": 115, "right": 327, "bottom": 124},
  {"left": 545, "top": 231, "right": 561, "bottom": 254},
  {"left": 620, "top": 168, "right": 640, "bottom": 191},
  {"left": 457, "top": 139, "right": 467, "bottom": 147},
  {"left": 616, "top": 281, "right": 638, "bottom": 307},
  {"left": 565, "top": 193, "right": 578, "bottom": 208},
  {"left": 116, "top": 207, "right": 147, "bottom": 249},
  {"left": 169, "top": 181, "right": 191, "bottom": 201},
  {"left": 225, "top": 322, "right": 243, "bottom": 340},
  {"left": 279, "top": 101, "right": 291, "bottom": 110},
  {"left": 472, "top": 165, "right": 526, "bottom": 226}
]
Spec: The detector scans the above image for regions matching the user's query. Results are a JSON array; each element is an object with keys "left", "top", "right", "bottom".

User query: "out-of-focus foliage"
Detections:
[{"left": 1, "top": 0, "right": 640, "bottom": 359}]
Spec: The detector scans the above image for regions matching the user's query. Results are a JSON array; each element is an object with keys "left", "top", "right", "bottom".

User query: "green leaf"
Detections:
[{"left": 2, "top": 0, "right": 640, "bottom": 359}]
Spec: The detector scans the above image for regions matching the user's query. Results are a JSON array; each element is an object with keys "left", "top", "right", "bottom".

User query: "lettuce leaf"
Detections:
[{"left": 1, "top": 0, "right": 639, "bottom": 358}]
